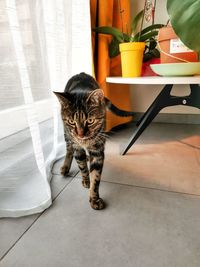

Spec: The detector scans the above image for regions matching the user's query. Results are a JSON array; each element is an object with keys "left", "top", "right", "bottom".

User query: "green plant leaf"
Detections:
[
  {"left": 139, "top": 24, "right": 164, "bottom": 36},
  {"left": 151, "top": 48, "right": 160, "bottom": 57},
  {"left": 109, "top": 38, "right": 120, "bottom": 58},
  {"left": 149, "top": 38, "right": 157, "bottom": 50},
  {"left": 123, "top": 33, "right": 130, "bottom": 42},
  {"left": 133, "top": 30, "right": 159, "bottom": 42},
  {"left": 167, "top": 0, "right": 200, "bottom": 52},
  {"left": 143, "top": 52, "right": 154, "bottom": 62},
  {"left": 143, "top": 49, "right": 160, "bottom": 62},
  {"left": 132, "top": 24, "right": 163, "bottom": 42},
  {"left": 93, "top": 26, "right": 124, "bottom": 42},
  {"left": 131, "top": 9, "right": 144, "bottom": 35}
]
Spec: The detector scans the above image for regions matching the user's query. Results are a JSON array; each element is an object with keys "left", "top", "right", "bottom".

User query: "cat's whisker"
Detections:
[{"left": 99, "top": 133, "right": 111, "bottom": 140}]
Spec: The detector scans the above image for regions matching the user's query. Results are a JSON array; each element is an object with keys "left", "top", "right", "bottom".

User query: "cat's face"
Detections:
[{"left": 55, "top": 89, "right": 105, "bottom": 141}]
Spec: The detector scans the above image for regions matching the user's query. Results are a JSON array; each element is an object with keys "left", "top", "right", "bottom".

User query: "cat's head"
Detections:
[{"left": 54, "top": 89, "right": 105, "bottom": 141}]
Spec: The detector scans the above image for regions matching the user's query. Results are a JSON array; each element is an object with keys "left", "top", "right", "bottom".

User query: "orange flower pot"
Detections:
[{"left": 158, "top": 26, "right": 198, "bottom": 63}]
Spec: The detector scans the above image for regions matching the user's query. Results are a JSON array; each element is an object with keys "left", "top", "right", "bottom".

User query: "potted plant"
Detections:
[
  {"left": 93, "top": 2, "right": 163, "bottom": 77},
  {"left": 157, "top": 0, "right": 200, "bottom": 64},
  {"left": 158, "top": 25, "right": 198, "bottom": 64},
  {"left": 167, "top": 0, "right": 200, "bottom": 55}
]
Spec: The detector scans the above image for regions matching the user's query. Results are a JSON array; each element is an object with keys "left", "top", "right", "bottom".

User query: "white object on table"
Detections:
[{"left": 106, "top": 76, "right": 200, "bottom": 85}]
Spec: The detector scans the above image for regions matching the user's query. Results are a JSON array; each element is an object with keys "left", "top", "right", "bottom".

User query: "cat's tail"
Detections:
[{"left": 104, "top": 97, "right": 135, "bottom": 117}]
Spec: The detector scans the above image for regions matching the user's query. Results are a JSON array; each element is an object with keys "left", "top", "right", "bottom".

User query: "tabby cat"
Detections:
[{"left": 54, "top": 72, "right": 134, "bottom": 210}]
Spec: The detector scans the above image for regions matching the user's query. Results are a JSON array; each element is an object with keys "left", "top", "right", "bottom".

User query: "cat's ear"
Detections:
[
  {"left": 86, "top": 89, "right": 104, "bottom": 106},
  {"left": 53, "top": 92, "right": 71, "bottom": 106}
]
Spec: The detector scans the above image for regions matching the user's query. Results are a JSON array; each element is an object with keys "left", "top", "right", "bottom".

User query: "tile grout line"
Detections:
[
  {"left": 100, "top": 179, "right": 200, "bottom": 198},
  {"left": 0, "top": 174, "right": 78, "bottom": 263},
  {"left": 54, "top": 172, "right": 200, "bottom": 198},
  {"left": 0, "top": 212, "right": 44, "bottom": 262},
  {"left": 73, "top": 173, "right": 200, "bottom": 198},
  {"left": 177, "top": 140, "right": 200, "bottom": 150},
  {"left": 51, "top": 175, "right": 77, "bottom": 201}
]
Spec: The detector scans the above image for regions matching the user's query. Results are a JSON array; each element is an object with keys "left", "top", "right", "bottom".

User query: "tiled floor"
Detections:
[{"left": 0, "top": 122, "right": 200, "bottom": 267}]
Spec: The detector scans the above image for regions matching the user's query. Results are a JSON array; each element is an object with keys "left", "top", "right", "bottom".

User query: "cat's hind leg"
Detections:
[{"left": 74, "top": 147, "right": 90, "bottom": 188}]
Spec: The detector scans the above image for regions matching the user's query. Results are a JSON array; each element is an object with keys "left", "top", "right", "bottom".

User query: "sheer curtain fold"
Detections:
[{"left": 0, "top": 0, "right": 92, "bottom": 217}]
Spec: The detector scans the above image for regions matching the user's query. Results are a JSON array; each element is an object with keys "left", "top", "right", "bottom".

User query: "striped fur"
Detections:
[{"left": 54, "top": 73, "right": 134, "bottom": 210}]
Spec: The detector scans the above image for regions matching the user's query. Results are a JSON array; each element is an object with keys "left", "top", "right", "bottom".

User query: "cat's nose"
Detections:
[{"left": 76, "top": 127, "right": 84, "bottom": 138}]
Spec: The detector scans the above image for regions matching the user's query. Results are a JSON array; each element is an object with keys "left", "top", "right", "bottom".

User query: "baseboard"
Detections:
[{"left": 134, "top": 113, "right": 200, "bottom": 125}]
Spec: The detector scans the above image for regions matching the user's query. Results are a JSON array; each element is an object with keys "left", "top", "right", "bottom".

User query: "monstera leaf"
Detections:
[{"left": 167, "top": 0, "right": 200, "bottom": 52}]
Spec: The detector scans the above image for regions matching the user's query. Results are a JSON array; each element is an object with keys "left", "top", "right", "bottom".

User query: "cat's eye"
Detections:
[
  {"left": 87, "top": 118, "right": 95, "bottom": 124},
  {"left": 67, "top": 119, "right": 76, "bottom": 125}
]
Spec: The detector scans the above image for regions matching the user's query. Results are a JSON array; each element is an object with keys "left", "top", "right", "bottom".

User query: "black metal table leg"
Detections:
[
  {"left": 122, "top": 83, "right": 200, "bottom": 155},
  {"left": 136, "top": 84, "right": 173, "bottom": 127},
  {"left": 189, "top": 84, "right": 200, "bottom": 109},
  {"left": 122, "top": 84, "right": 173, "bottom": 155}
]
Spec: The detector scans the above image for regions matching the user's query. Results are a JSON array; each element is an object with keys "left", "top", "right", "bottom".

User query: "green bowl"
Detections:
[{"left": 150, "top": 62, "right": 200, "bottom": 76}]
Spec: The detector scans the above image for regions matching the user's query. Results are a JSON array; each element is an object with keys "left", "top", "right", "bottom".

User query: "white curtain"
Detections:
[{"left": 0, "top": 0, "right": 92, "bottom": 217}]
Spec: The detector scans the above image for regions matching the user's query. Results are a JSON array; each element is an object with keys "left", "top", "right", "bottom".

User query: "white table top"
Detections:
[{"left": 106, "top": 76, "right": 200, "bottom": 85}]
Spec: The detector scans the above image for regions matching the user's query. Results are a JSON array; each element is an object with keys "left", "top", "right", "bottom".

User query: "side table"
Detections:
[{"left": 106, "top": 76, "right": 200, "bottom": 155}]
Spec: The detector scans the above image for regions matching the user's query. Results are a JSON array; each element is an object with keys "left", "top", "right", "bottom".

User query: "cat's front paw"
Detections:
[
  {"left": 89, "top": 197, "right": 105, "bottom": 210},
  {"left": 60, "top": 165, "right": 70, "bottom": 176},
  {"left": 82, "top": 179, "right": 90, "bottom": 188}
]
